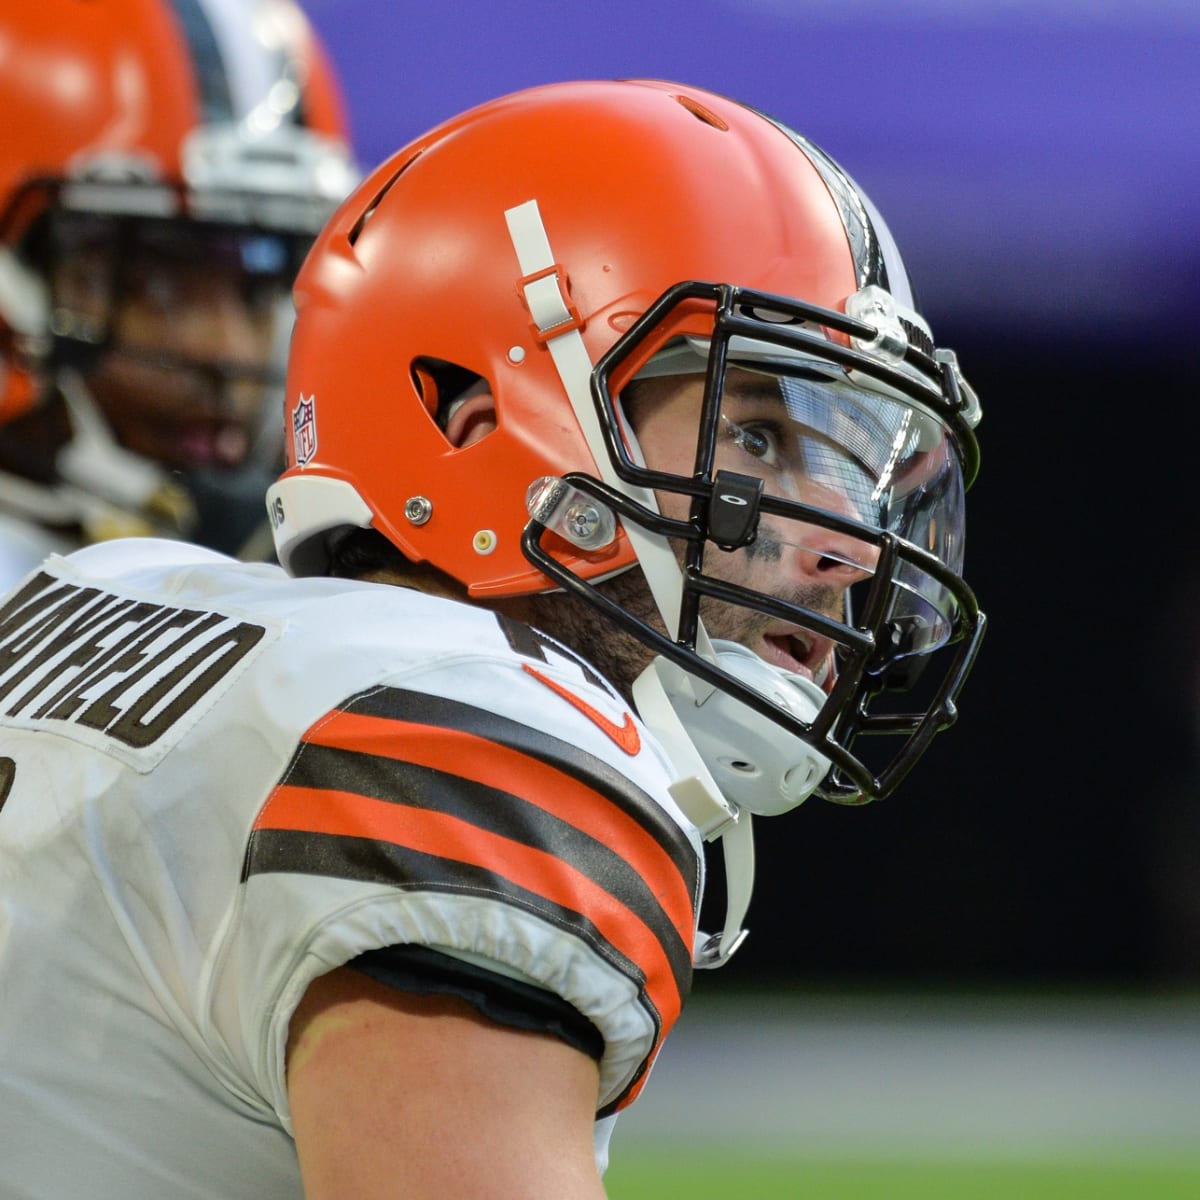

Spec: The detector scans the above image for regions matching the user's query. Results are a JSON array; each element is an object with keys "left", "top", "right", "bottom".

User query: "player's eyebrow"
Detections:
[{"left": 720, "top": 373, "right": 786, "bottom": 407}]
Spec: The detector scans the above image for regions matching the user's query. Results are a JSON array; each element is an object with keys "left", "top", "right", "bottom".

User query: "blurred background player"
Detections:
[{"left": 0, "top": 0, "right": 358, "bottom": 581}]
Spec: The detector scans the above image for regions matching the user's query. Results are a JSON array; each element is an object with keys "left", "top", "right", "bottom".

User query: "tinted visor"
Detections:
[
  {"left": 733, "top": 367, "right": 967, "bottom": 657},
  {"left": 652, "top": 358, "right": 967, "bottom": 661}
]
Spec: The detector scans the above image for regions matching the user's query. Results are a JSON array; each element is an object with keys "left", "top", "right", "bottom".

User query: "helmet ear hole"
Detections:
[{"left": 411, "top": 357, "right": 485, "bottom": 430}]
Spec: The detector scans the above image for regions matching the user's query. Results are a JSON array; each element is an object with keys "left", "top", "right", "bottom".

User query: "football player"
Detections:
[
  {"left": 0, "top": 79, "right": 985, "bottom": 1197},
  {"left": 0, "top": 0, "right": 358, "bottom": 580}
]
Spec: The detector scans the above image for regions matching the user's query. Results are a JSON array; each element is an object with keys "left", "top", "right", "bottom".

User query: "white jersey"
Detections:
[{"left": 0, "top": 539, "right": 703, "bottom": 1198}]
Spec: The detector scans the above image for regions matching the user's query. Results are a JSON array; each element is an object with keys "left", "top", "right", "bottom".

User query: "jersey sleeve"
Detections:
[
  {"left": 228, "top": 675, "right": 702, "bottom": 1125},
  {"left": 347, "top": 942, "right": 605, "bottom": 1059}
]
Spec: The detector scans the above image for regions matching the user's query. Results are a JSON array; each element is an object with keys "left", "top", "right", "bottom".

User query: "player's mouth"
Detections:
[{"left": 761, "top": 627, "right": 836, "bottom": 693}]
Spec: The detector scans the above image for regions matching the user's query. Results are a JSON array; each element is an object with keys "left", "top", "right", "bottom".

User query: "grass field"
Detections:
[{"left": 605, "top": 1151, "right": 1200, "bottom": 1199}]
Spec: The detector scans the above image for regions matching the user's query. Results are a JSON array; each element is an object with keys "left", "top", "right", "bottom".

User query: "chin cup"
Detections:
[{"left": 657, "top": 640, "right": 831, "bottom": 818}]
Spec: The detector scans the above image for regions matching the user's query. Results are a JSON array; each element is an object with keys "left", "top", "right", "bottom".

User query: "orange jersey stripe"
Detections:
[
  {"left": 295, "top": 708, "right": 695, "bottom": 945},
  {"left": 259, "top": 780, "right": 684, "bottom": 1030}
]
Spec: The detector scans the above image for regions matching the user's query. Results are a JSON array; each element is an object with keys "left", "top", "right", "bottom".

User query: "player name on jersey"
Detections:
[{"left": 0, "top": 569, "right": 269, "bottom": 763}]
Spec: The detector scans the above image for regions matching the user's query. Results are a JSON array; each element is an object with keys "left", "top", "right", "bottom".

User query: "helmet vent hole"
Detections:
[
  {"left": 348, "top": 158, "right": 416, "bottom": 246},
  {"left": 413, "top": 358, "right": 485, "bottom": 432},
  {"left": 672, "top": 94, "right": 730, "bottom": 132}
]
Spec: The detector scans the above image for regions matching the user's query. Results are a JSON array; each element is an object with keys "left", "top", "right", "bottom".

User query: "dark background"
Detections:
[{"left": 302, "top": 0, "right": 1200, "bottom": 987}]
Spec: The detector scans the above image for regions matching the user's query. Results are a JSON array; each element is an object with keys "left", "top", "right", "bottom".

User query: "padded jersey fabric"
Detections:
[{"left": 0, "top": 538, "right": 703, "bottom": 1197}]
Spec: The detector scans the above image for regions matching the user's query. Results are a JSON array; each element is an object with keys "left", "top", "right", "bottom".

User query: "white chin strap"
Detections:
[
  {"left": 632, "top": 659, "right": 752, "bottom": 968},
  {"left": 504, "top": 199, "right": 698, "bottom": 645},
  {"left": 55, "top": 368, "right": 177, "bottom": 512},
  {"left": 504, "top": 199, "right": 831, "bottom": 969},
  {"left": 634, "top": 643, "right": 831, "bottom": 968},
  {"left": 0, "top": 246, "right": 48, "bottom": 338}
]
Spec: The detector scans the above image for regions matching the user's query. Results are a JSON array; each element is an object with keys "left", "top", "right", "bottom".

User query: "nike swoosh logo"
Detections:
[{"left": 522, "top": 664, "right": 641, "bottom": 756}]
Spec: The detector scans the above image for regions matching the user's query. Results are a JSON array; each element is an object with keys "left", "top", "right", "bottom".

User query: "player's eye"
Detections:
[{"left": 722, "top": 416, "right": 782, "bottom": 467}]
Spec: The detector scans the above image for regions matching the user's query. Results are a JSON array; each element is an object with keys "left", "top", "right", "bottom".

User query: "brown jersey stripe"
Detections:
[
  {"left": 298, "top": 710, "right": 695, "bottom": 943},
  {"left": 253, "top": 777, "right": 689, "bottom": 1016},
  {"left": 279, "top": 736, "right": 694, "bottom": 962},
  {"left": 246, "top": 826, "right": 652, "bottom": 988},
  {"left": 249, "top": 782, "right": 687, "bottom": 1036},
  {"left": 246, "top": 825, "right": 665, "bottom": 1113},
  {"left": 334, "top": 685, "right": 698, "bottom": 888}
]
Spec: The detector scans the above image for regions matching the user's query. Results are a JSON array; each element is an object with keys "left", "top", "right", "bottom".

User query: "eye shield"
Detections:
[{"left": 630, "top": 335, "right": 967, "bottom": 657}]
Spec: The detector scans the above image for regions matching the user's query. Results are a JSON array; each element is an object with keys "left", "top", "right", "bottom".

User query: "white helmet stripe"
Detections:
[
  {"left": 172, "top": 0, "right": 297, "bottom": 127},
  {"left": 854, "top": 183, "right": 917, "bottom": 309},
  {"left": 505, "top": 197, "right": 724, "bottom": 669}
]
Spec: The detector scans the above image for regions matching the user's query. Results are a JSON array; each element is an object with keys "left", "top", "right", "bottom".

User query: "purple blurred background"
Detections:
[{"left": 304, "top": 0, "right": 1200, "bottom": 345}]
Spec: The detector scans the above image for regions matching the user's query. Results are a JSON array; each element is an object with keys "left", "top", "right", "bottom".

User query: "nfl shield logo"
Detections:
[{"left": 291, "top": 394, "right": 317, "bottom": 465}]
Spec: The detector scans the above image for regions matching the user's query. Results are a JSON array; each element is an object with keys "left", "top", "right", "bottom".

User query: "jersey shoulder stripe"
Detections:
[
  {"left": 274, "top": 737, "right": 694, "bottom": 969},
  {"left": 243, "top": 684, "right": 701, "bottom": 1110},
  {"left": 250, "top": 824, "right": 659, "bottom": 1110},
  {"left": 344, "top": 685, "right": 697, "bottom": 886}
]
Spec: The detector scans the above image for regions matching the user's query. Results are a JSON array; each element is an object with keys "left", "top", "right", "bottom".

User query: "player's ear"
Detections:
[{"left": 444, "top": 388, "right": 496, "bottom": 448}]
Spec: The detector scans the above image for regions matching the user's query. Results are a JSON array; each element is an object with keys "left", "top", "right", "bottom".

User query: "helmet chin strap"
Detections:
[
  {"left": 506, "top": 197, "right": 755, "bottom": 968},
  {"left": 633, "top": 659, "right": 755, "bottom": 968},
  {"left": 56, "top": 368, "right": 170, "bottom": 504},
  {"left": 0, "top": 247, "right": 48, "bottom": 340},
  {"left": 504, "top": 199, "right": 699, "bottom": 642},
  {"left": 51, "top": 367, "right": 195, "bottom": 536}
]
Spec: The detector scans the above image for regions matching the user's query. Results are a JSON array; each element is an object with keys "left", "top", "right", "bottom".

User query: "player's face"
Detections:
[
  {"left": 628, "top": 368, "right": 883, "bottom": 692},
  {"left": 53, "top": 230, "right": 288, "bottom": 471}
]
